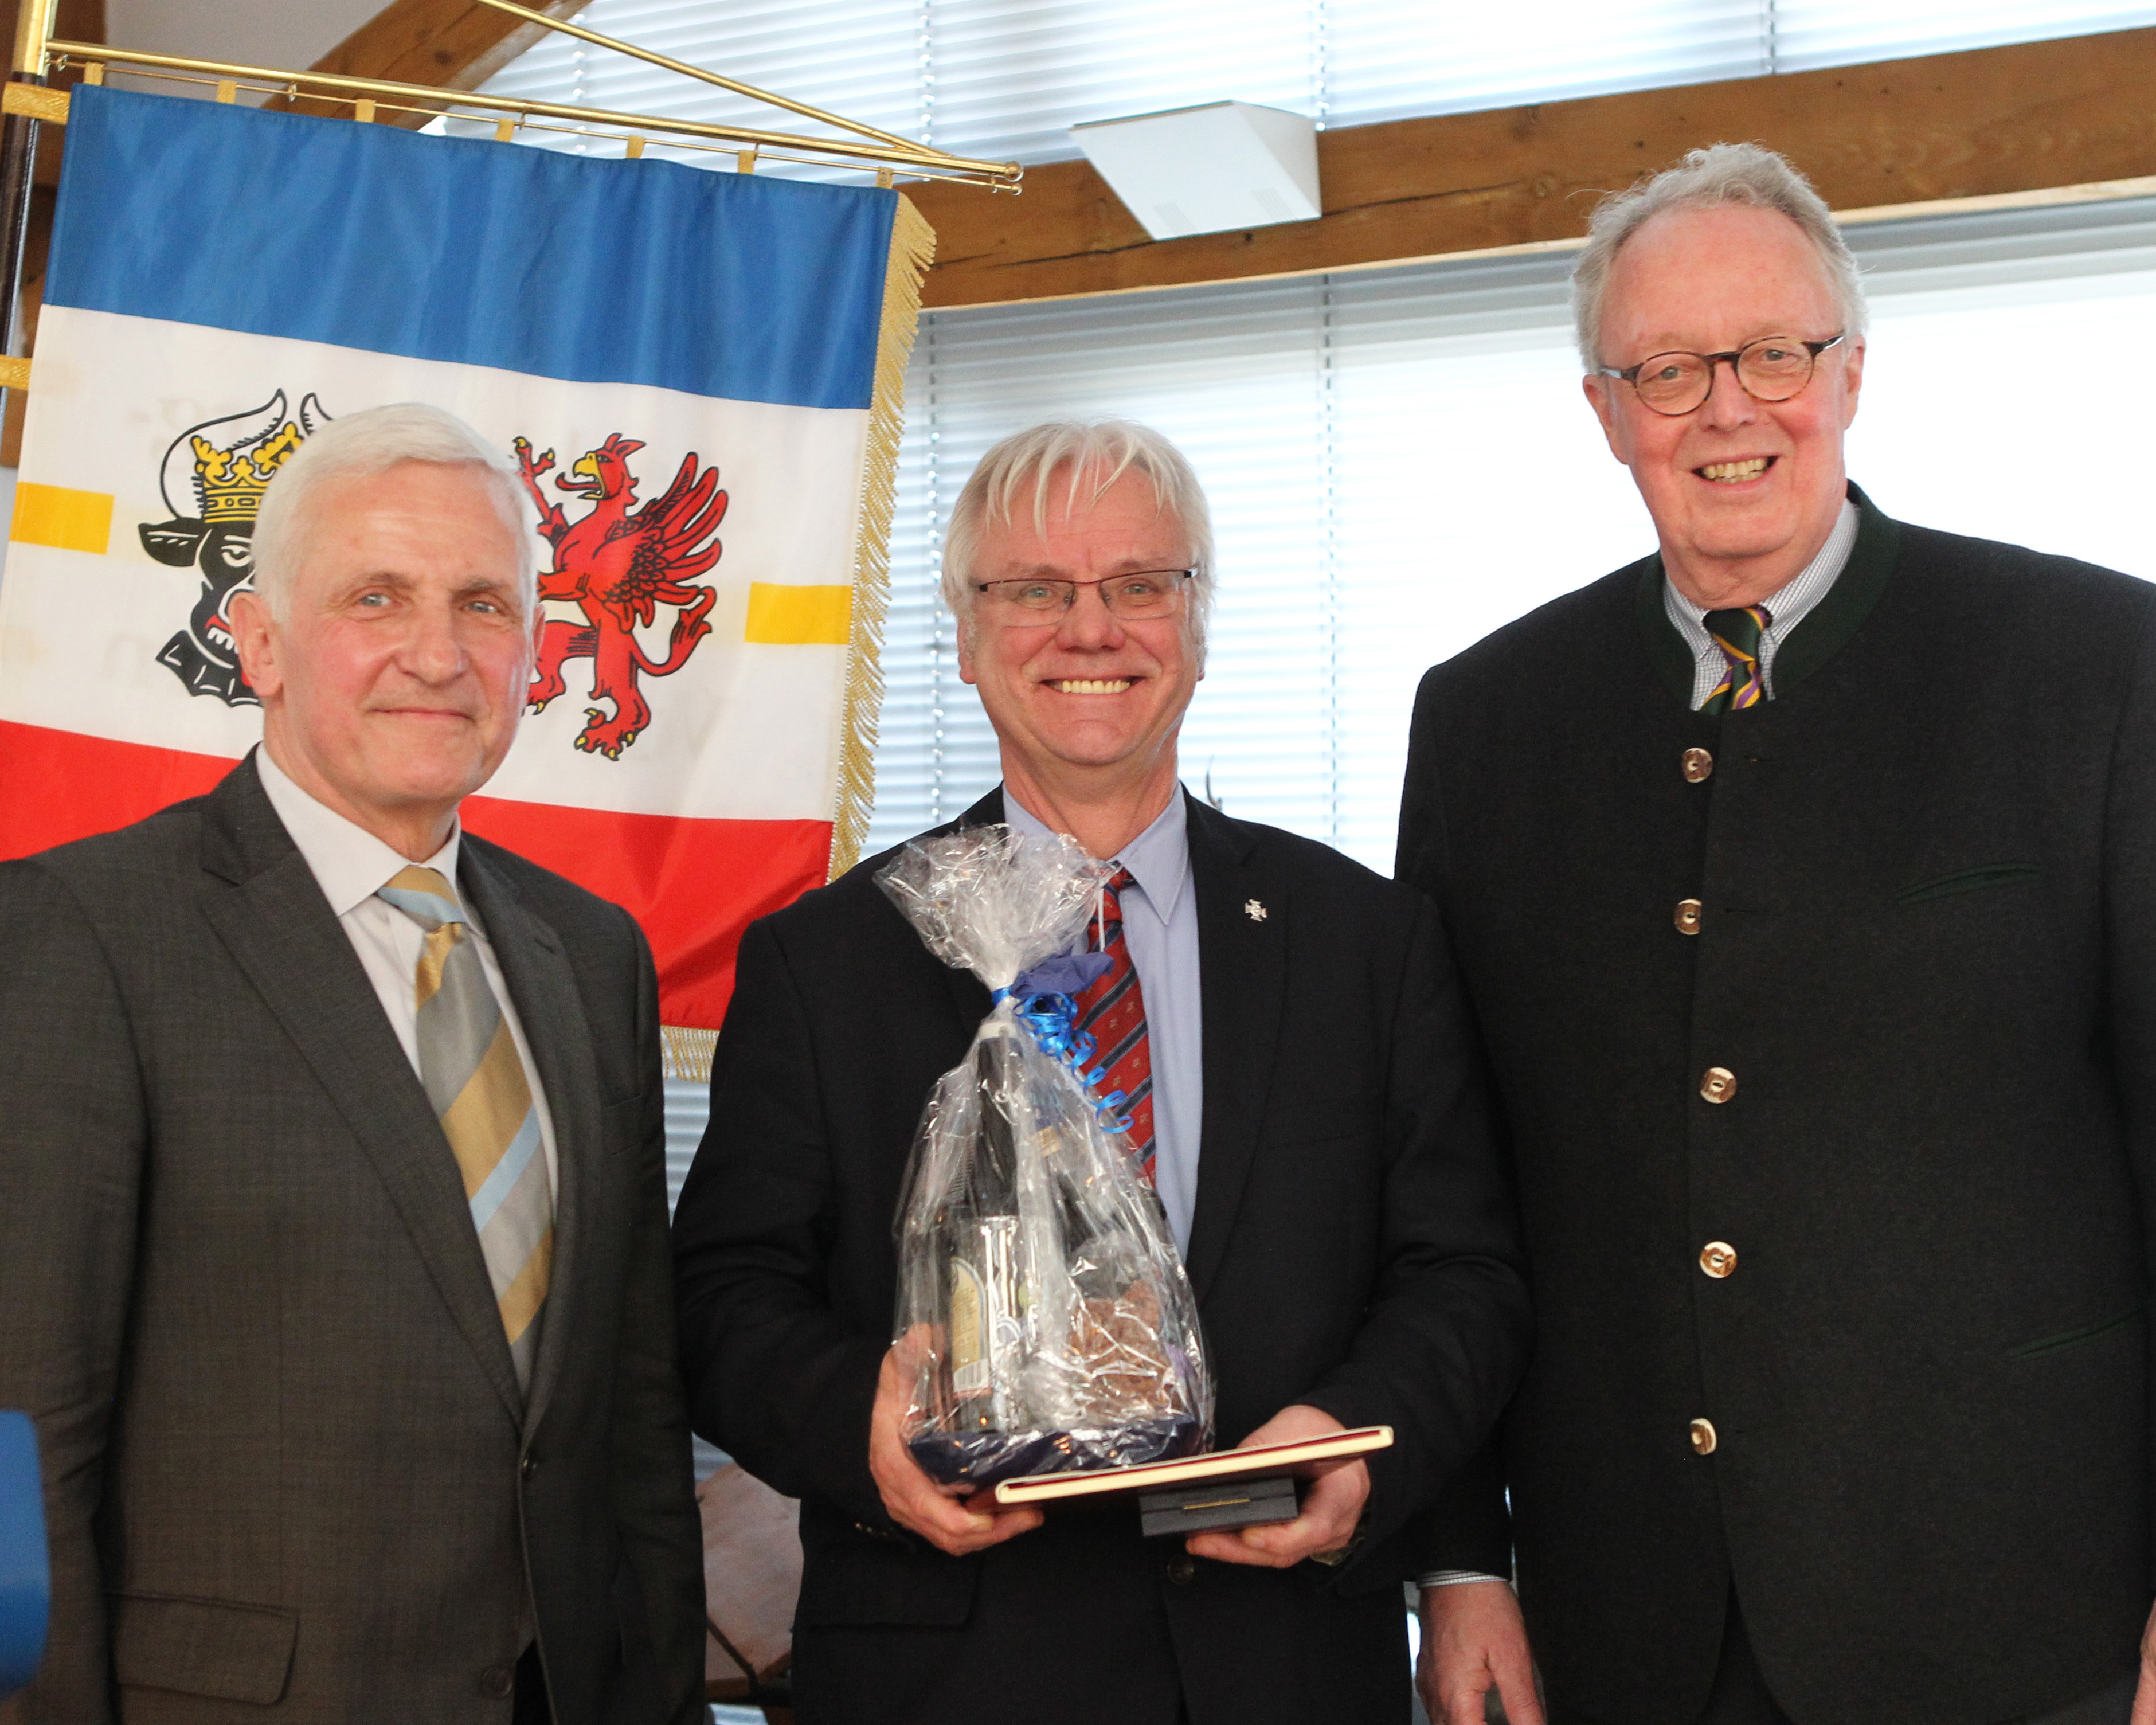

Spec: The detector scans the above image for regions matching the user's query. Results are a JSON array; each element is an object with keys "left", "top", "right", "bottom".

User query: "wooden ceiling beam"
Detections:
[
  {"left": 906, "top": 25, "right": 2156, "bottom": 309},
  {"left": 285, "top": 0, "right": 595, "bottom": 125}
]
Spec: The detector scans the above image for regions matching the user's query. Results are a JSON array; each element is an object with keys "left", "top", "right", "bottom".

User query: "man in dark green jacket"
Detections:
[{"left": 1404, "top": 142, "right": 2155, "bottom": 1725}]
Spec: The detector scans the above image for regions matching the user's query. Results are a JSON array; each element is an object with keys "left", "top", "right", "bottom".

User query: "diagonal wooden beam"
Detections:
[
  {"left": 285, "top": 0, "right": 594, "bottom": 126},
  {"left": 906, "top": 25, "right": 2156, "bottom": 308}
]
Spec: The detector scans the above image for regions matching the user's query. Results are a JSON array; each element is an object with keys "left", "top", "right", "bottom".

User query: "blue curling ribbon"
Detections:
[{"left": 991, "top": 951, "right": 1132, "bottom": 1135}]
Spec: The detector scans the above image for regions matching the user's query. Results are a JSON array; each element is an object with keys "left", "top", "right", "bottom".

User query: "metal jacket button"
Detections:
[
  {"left": 1675, "top": 898, "right": 1703, "bottom": 935},
  {"left": 1700, "top": 1067, "right": 1737, "bottom": 1104},
  {"left": 1699, "top": 1242, "right": 1736, "bottom": 1278},
  {"left": 1690, "top": 1418, "right": 1718, "bottom": 1455},
  {"left": 1682, "top": 746, "right": 1713, "bottom": 783}
]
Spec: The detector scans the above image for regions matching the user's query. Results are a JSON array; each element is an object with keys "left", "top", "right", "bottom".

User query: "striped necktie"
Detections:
[
  {"left": 1702, "top": 604, "right": 1772, "bottom": 713},
  {"left": 1071, "top": 869, "right": 1156, "bottom": 1182},
  {"left": 378, "top": 865, "right": 553, "bottom": 1394}
]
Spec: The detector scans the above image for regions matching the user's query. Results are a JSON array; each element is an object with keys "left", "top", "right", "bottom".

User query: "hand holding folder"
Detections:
[{"left": 994, "top": 1407, "right": 1392, "bottom": 1564}]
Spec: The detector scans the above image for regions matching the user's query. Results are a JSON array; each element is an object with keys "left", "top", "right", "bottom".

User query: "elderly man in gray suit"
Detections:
[{"left": 0, "top": 404, "right": 705, "bottom": 1723}]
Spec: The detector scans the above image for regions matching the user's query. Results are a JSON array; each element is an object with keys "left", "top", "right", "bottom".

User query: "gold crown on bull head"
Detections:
[{"left": 191, "top": 420, "right": 304, "bottom": 523}]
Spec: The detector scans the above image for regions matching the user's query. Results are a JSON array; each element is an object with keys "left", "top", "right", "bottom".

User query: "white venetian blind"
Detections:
[
  {"left": 474, "top": 0, "right": 2156, "bottom": 170},
  {"left": 1772, "top": 0, "right": 2156, "bottom": 69},
  {"left": 868, "top": 197, "right": 2156, "bottom": 870}
]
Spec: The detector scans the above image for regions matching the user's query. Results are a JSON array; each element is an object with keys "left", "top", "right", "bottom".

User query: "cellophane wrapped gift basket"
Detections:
[{"left": 877, "top": 825, "right": 1212, "bottom": 1488}]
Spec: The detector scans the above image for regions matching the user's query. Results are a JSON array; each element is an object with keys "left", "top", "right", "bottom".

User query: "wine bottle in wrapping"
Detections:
[{"left": 945, "top": 1024, "right": 1030, "bottom": 1433}]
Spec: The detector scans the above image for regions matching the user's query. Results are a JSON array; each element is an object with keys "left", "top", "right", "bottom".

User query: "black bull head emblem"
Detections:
[{"left": 141, "top": 390, "right": 330, "bottom": 707}]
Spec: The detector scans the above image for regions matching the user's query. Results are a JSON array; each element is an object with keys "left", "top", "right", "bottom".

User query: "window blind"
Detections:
[
  {"left": 867, "top": 195, "right": 2156, "bottom": 872},
  {"left": 472, "top": 0, "right": 2156, "bottom": 171}
]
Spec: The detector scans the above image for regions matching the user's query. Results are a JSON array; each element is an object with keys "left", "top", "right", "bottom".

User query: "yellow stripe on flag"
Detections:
[
  {"left": 10, "top": 483, "right": 114, "bottom": 554},
  {"left": 745, "top": 582, "right": 852, "bottom": 645}
]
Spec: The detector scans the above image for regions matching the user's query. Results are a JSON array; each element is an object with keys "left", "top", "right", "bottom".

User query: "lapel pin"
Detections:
[{"left": 1244, "top": 899, "right": 1268, "bottom": 922}]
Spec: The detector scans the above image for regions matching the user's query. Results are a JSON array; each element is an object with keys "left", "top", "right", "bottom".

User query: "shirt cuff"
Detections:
[{"left": 1417, "top": 1569, "right": 1507, "bottom": 1589}]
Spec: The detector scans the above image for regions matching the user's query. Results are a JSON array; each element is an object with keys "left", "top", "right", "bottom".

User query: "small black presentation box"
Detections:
[{"left": 1137, "top": 1474, "right": 1300, "bottom": 1538}]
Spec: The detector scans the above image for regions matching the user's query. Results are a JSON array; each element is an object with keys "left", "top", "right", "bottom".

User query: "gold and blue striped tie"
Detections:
[
  {"left": 1702, "top": 605, "right": 1772, "bottom": 713},
  {"left": 379, "top": 865, "right": 553, "bottom": 1393}
]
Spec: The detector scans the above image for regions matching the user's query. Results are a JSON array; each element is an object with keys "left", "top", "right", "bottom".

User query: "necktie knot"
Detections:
[
  {"left": 1091, "top": 868, "right": 1136, "bottom": 952},
  {"left": 1076, "top": 866, "right": 1155, "bottom": 1182},
  {"left": 377, "top": 864, "right": 465, "bottom": 934},
  {"left": 1703, "top": 604, "right": 1772, "bottom": 713}
]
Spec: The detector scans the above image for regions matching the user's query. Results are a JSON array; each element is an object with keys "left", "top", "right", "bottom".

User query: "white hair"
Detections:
[
  {"left": 250, "top": 401, "right": 532, "bottom": 619},
  {"left": 1571, "top": 142, "right": 1869, "bottom": 371},
  {"left": 941, "top": 419, "right": 1215, "bottom": 647}
]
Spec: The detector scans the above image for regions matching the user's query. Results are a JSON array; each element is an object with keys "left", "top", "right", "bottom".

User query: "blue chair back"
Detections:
[{"left": 0, "top": 1412, "right": 49, "bottom": 1700}]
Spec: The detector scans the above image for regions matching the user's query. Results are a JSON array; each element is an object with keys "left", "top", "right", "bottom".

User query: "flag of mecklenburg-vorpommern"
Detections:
[{"left": 0, "top": 84, "right": 930, "bottom": 1041}]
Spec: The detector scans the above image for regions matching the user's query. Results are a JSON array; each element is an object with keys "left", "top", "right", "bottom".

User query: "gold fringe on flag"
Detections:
[
  {"left": 831, "top": 191, "right": 936, "bottom": 883},
  {"left": 663, "top": 1024, "right": 721, "bottom": 1085},
  {"left": 658, "top": 193, "right": 936, "bottom": 1086}
]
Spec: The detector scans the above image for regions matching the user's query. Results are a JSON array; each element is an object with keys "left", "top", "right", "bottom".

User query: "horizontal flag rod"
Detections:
[
  {"left": 35, "top": 40, "right": 1023, "bottom": 190},
  {"left": 36, "top": 61, "right": 1005, "bottom": 190}
]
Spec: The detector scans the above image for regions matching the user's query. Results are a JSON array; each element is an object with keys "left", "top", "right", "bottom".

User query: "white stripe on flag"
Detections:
[{"left": 1, "top": 306, "right": 871, "bottom": 823}]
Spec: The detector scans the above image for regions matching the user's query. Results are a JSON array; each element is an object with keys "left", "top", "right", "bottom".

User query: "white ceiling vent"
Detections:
[{"left": 1071, "top": 101, "right": 1322, "bottom": 242}]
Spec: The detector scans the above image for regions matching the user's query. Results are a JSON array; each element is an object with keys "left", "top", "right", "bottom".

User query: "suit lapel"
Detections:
[
  {"left": 1180, "top": 797, "right": 1287, "bottom": 1305},
  {"left": 457, "top": 844, "right": 600, "bottom": 1434},
  {"left": 196, "top": 761, "right": 523, "bottom": 1422}
]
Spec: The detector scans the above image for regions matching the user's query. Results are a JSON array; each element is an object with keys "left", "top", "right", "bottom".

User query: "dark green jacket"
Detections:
[{"left": 1399, "top": 488, "right": 2156, "bottom": 1725}]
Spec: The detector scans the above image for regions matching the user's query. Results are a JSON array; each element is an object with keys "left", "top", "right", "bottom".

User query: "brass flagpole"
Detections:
[
  {"left": 37, "top": 41, "right": 1020, "bottom": 182},
  {"left": 469, "top": 0, "right": 934, "bottom": 159},
  {"left": 0, "top": 0, "right": 57, "bottom": 401}
]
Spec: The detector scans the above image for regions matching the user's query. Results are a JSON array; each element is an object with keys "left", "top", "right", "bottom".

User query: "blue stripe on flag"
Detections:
[{"left": 47, "top": 85, "right": 897, "bottom": 412}]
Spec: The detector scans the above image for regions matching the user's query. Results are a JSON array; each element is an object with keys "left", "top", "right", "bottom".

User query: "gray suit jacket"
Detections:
[{"left": 0, "top": 756, "right": 705, "bottom": 1723}]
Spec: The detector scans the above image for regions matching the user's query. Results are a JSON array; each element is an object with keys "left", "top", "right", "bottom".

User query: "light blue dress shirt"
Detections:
[{"left": 1003, "top": 786, "right": 1204, "bottom": 1255}]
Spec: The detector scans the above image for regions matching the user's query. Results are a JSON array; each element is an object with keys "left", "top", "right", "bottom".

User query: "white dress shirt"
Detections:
[
  {"left": 256, "top": 747, "right": 558, "bottom": 1191},
  {"left": 1662, "top": 498, "right": 1859, "bottom": 708},
  {"left": 1004, "top": 786, "right": 1204, "bottom": 1255}
]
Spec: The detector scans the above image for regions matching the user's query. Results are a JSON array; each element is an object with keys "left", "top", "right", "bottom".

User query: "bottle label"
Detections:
[{"left": 950, "top": 1258, "right": 987, "bottom": 1398}]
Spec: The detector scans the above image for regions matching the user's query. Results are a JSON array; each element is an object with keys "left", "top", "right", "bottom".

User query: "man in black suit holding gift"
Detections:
[
  {"left": 1406, "top": 143, "right": 2156, "bottom": 1725},
  {"left": 673, "top": 420, "right": 1530, "bottom": 1725}
]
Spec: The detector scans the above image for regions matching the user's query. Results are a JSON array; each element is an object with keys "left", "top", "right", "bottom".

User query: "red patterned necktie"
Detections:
[{"left": 1071, "top": 869, "right": 1156, "bottom": 1183}]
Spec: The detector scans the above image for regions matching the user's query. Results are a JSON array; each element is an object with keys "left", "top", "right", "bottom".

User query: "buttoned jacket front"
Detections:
[
  {"left": 0, "top": 757, "right": 706, "bottom": 1725},
  {"left": 1399, "top": 488, "right": 2156, "bottom": 1725}
]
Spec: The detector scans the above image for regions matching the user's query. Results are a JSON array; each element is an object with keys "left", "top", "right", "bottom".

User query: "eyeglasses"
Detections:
[
  {"left": 1599, "top": 333, "right": 1845, "bottom": 417},
  {"left": 973, "top": 569, "right": 1195, "bottom": 622}
]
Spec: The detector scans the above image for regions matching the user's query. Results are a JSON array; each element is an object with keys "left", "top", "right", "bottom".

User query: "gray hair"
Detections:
[
  {"left": 1571, "top": 142, "right": 1868, "bottom": 371},
  {"left": 941, "top": 419, "right": 1215, "bottom": 646},
  {"left": 250, "top": 401, "right": 532, "bottom": 620}
]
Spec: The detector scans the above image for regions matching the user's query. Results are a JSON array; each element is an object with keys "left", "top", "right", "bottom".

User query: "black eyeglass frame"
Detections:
[
  {"left": 1598, "top": 333, "right": 1846, "bottom": 417},
  {"left": 972, "top": 568, "right": 1198, "bottom": 619}
]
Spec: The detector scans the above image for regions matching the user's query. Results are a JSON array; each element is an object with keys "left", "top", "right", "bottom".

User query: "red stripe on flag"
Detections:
[
  {"left": 461, "top": 794, "right": 831, "bottom": 1030},
  {"left": 0, "top": 719, "right": 832, "bottom": 1031},
  {"left": 0, "top": 721, "right": 236, "bottom": 851}
]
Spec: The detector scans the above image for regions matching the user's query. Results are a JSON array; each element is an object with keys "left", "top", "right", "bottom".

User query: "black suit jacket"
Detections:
[
  {"left": 0, "top": 757, "right": 705, "bottom": 1724},
  {"left": 672, "top": 788, "right": 1529, "bottom": 1725},
  {"left": 1399, "top": 488, "right": 2156, "bottom": 1725}
]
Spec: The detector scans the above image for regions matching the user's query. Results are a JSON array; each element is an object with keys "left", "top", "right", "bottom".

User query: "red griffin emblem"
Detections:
[{"left": 515, "top": 432, "right": 726, "bottom": 759}]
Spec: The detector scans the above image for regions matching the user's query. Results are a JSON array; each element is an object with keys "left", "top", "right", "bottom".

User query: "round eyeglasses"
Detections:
[
  {"left": 973, "top": 569, "right": 1194, "bottom": 622},
  {"left": 1600, "top": 333, "right": 1845, "bottom": 417}
]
